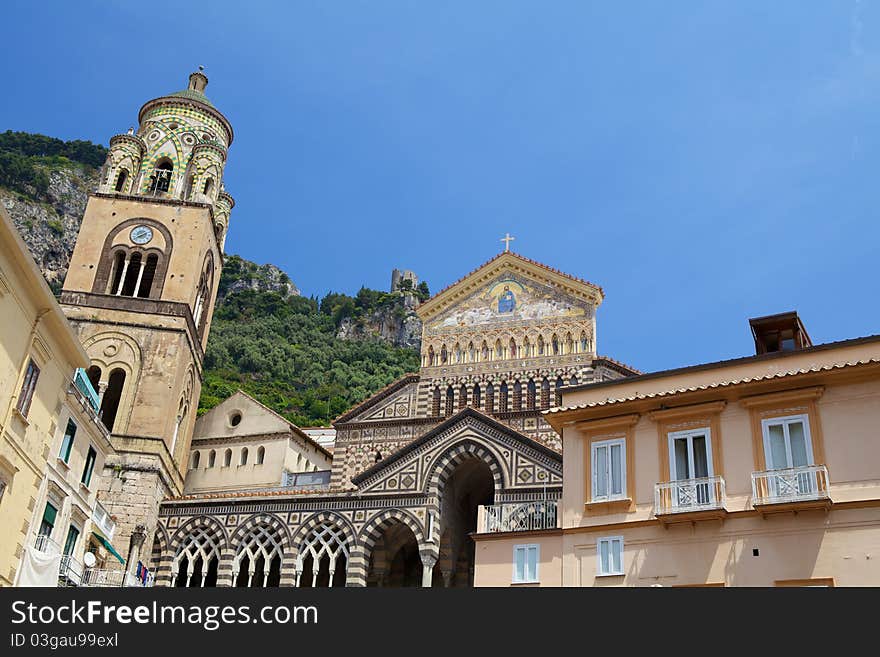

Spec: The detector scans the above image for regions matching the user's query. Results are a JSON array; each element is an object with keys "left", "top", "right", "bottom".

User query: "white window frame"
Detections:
[
  {"left": 596, "top": 536, "right": 624, "bottom": 577},
  {"left": 761, "top": 414, "right": 814, "bottom": 470},
  {"left": 591, "top": 437, "right": 626, "bottom": 502},
  {"left": 512, "top": 544, "right": 540, "bottom": 584},
  {"left": 667, "top": 427, "right": 714, "bottom": 481}
]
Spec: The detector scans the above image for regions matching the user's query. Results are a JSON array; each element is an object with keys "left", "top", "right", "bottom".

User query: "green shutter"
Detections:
[{"left": 42, "top": 502, "right": 57, "bottom": 526}]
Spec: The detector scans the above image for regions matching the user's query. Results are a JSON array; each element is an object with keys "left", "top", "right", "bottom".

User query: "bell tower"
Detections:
[{"left": 60, "top": 69, "right": 235, "bottom": 566}]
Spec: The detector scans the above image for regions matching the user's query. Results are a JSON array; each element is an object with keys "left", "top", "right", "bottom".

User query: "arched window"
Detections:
[
  {"left": 431, "top": 387, "right": 441, "bottom": 416},
  {"left": 240, "top": 448, "right": 249, "bottom": 466},
  {"left": 208, "top": 450, "right": 216, "bottom": 468},
  {"left": 149, "top": 159, "right": 173, "bottom": 194},
  {"left": 135, "top": 254, "right": 159, "bottom": 298},
  {"left": 555, "top": 376, "right": 565, "bottom": 407},
  {"left": 481, "top": 342, "right": 490, "bottom": 362},
  {"left": 428, "top": 346, "right": 435, "bottom": 367},
  {"left": 296, "top": 522, "right": 349, "bottom": 587},
  {"left": 513, "top": 381, "right": 522, "bottom": 411},
  {"left": 86, "top": 365, "right": 101, "bottom": 393},
  {"left": 184, "top": 174, "right": 195, "bottom": 200},
  {"left": 552, "top": 334, "right": 560, "bottom": 355},
  {"left": 473, "top": 384, "right": 481, "bottom": 410},
  {"left": 119, "top": 252, "right": 142, "bottom": 296},
  {"left": 570, "top": 375, "right": 578, "bottom": 386},
  {"left": 580, "top": 332, "right": 589, "bottom": 353},
  {"left": 565, "top": 333, "right": 574, "bottom": 355},
  {"left": 495, "top": 339, "right": 503, "bottom": 360},
  {"left": 440, "top": 345, "right": 448, "bottom": 364},
  {"left": 485, "top": 383, "right": 495, "bottom": 414},
  {"left": 499, "top": 382, "right": 509, "bottom": 413},
  {"left": 190, "top": 451, "right": 200, "bottom": 469},
  {"left": 538, "top": 336, "right": 546, "bottom": 356},
  {"left": 468, "top": 342, "right": 475, "bottom": 362},
  {"left": 541, "top": 378, "right": 551, "bottom": 410},
  {"left": 458, "top": 384, "right": 468, "bottom": 410},
  {"left": 99, "top": 368, "right": 125, "bottom": 432},
  {"left": 114, "top": 169, "right": 128, "bottom": 192},
  {"left": 523, "top": 337, "right": 532, "bottom": 358},
  {"left": 445, "top": 386, "right": 454, "bottom": 417},
  {"left": 234, "top": 525, "right": 284, "bottom": 588},
  {"left": 256, "top": 446, "right": 265, "bottom": 465},
  {"left": 224, "top": 449, "right": 232, "bottom": 467},
  {"left": 509, "top": 338, "right": 517, "bottom": 359},
  {"left": 173, "top": 527, "right": 220, "bottom": 588},
  {"left": 527, "top": 379, "right": 536, "bottom": 410},
  {"left": 454, "top": 343, "right": 462, "bottom": 364},
  {"left": 203, "top": 177, "right": 214, "bottom": 199}
]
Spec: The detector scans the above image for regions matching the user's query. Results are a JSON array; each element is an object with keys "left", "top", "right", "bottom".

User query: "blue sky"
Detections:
[{"left": 2, "top": 1, "right": 878, "bottom": 372}]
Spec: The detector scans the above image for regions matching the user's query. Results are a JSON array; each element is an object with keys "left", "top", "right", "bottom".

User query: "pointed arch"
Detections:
[{"left": 424, "top": 439, "right": 507, "bottom": 497}]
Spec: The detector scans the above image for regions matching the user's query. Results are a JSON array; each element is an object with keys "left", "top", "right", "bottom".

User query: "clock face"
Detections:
[{"left": 130, "top": 225, "right": 153, "bottom": 245}]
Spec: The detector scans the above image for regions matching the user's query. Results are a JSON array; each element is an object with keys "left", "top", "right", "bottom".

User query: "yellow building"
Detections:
[
  {"left": 0, "top": 205, "right": 117, "bottom": 586},
  {"left": 472, "top": 312, "right": 880, "bottom": 586}
]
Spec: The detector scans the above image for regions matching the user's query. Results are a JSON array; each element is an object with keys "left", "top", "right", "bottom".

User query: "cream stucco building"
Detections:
[
  {"left": 472, "top": 313, "right": 880, "bottom": 587},
  {"left": 0, "top": 206, "right": 119, "bottom": 587}
]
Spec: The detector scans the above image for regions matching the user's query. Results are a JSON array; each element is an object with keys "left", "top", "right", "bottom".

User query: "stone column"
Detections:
[
  {"left": 421, "top": 554, "right": 437, "bottom": 588},
  {"left": 216, "top": 547, "right": 235, "bottom": 587},
  {"left": 345, "top": 549, "right": 367, "bottom": 587}
]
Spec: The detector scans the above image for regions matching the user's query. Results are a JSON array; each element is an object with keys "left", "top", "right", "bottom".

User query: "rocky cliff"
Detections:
[
  {"left": 336, "top": 292, "right": 422, "bottom": 350},
  {"left": 1, "top": 164, "right": 97, "bottom": 293}
]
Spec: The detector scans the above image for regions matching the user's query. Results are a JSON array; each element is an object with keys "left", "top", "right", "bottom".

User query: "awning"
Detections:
[{"left": 91, "top": 532, "right": 125, "bottom": 565}]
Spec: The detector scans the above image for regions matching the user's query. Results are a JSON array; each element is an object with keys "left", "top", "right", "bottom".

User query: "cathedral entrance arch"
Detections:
[
  {"left": 366, "top": 520, "right": 423, "bottom": 587},
  {"left": 437, "top": 455, "right": 495, "bottom": 587}
]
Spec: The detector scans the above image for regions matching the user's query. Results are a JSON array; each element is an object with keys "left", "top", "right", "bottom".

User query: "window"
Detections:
[
  {"left": 63, "top": 525, "right": 80, "bottom": 556},
  {"left": 208, "top": 450, "right": 216, "bottom": 468},
  {"left": 99, "top": 368, "right": 125, "bottom": 432},
  {"left": 190, "top": 451, "right": 200, "bottom": 469},
  {"left": 597, "top": 536, "right": 624, "bottom": 576},
  {"left": 59, "top": 419, "right": 77, "bottom": 463},
  {"left": 81, "top": 446, "right": 97, "bottom": 487},
  {"left": 224, "top": 449, "right": 232, "bottom": 467},
  {"left": 16, "top": 359, "right": 40, "bottom": 417},
  {"left": 762, "top": 415, "right": 813, "bottom": 471},
  {"left": 39, "top": 502, "right": 57, "bottom": 538},
  {"left": 149, "top": 160, "right": 173, "bottom": 193},
  {"left": 114, "top": 169, "right": 128, "bottom": 192},
  {"left": 592, "top": 439, "right": 626, "bottom": 501},
  {"left": 240, "top": 448, "right": 248, "bottom": 466},
  {"left": 256, "top": 446, "right": 265, "bottom": 465},
  {"left": 513, "top": 544, "right": 539, "bottom": 584},
  {"left": 668, "top": 428, "right": 715, "bottom": 507}
]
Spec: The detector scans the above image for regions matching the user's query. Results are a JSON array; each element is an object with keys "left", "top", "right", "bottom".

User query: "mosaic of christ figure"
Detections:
[{"left": 498, "top": 285, "right": 516, "bottom": 313}]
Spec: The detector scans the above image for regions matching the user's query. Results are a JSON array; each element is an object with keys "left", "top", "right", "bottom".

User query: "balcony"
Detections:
[
  {"left": 654, "top": 476, "right": 727, "bottom": 524},
  {"left": 58, "top": 555, "right": 84, "bottom": 587},
  {"left": 33, "top": 533, "right": 62, "bottom": 555},
  {"left": 478, "top": 501, "right": 558, "bottom": 533},
  {"left": 751, "top": 465, "right": 831, "bottom": 515},
  {"left": 92, "top": 501, "right": 116, "bottom": 542},
  {"left": 81, "top": 569, "right": 154, "bottom": 588}
]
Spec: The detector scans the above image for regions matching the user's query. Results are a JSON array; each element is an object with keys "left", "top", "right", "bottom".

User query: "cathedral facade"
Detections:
[{"left": 7, "top": 70, "right": 639, "bottom": 587}]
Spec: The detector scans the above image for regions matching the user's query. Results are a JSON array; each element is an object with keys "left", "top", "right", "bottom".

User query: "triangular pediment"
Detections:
[
  {"left": 416, "top": 251, "right": 602, "bottom": 335},
  {"left": 333, "top": 375, "right": 421, "bottom": 425},
  {"left": 351, "top": 407, "right": 562, "bottom": 495}
]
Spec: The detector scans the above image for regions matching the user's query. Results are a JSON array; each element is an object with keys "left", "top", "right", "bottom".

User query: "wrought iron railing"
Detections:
[
  {"left": 751, "top": 465, "right": 830, "bottom": 505},
  {"left": 81, "top": 569, "right": 154, "bottom": 588},
  {"left": 33, "top": 533, "right": 62, "bottom": 555},
  {"left": 58, "top": 555, "right": 84, "bottom": 587},
  {"left": 479, "top": 501, "right": 558, "bottom": 533},
  {"left": 654, "top": 476, "right": 726, "bottom": 515},
  {"left": 92, "top": 501, "right": 116, "bottom": 542}
]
